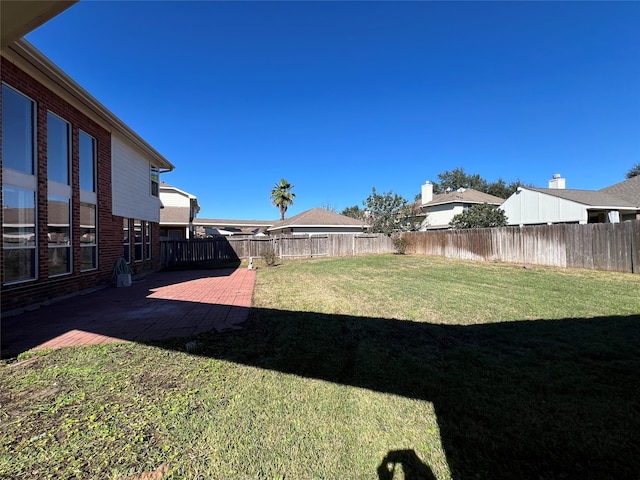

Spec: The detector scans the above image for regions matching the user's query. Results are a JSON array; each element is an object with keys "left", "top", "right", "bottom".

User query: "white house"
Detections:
[
  {"left": 500, "top": 174, "right": 638, "bottom": 226},
  {"left": 418, "top": 181, "right": 505, "bottom": 230}
]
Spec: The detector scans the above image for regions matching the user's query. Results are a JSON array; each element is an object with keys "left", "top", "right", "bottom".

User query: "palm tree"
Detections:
[{"left": 270, "top": 178, "right": 295, "bottom": 220}]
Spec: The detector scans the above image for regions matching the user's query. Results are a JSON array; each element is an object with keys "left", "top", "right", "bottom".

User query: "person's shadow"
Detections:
[{"left": 378, "top": 450, "right": 436, "bottom": 480}]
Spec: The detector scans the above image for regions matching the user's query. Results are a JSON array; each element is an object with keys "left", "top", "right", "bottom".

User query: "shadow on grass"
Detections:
[
  {"left": 155, "top": 308, "right": 640, "bottom": 480},
  {"left": 378, "top": 449, "right": 436, "bottom": 480},
  {"left": 2, "top": 266, "right": 639, "bottom": 479}
]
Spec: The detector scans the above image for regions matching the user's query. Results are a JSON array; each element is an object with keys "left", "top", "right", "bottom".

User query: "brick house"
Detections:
[{"left": 1, "top": 38, "right": 174, "bottom": 312}]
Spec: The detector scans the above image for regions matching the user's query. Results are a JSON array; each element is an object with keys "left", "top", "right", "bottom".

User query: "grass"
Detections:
[{"left": 1, "top": 255, "right": 639, "bottom": 479}]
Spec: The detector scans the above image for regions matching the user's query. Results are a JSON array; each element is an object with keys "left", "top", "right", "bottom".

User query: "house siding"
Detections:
[
  {"left": 111, "top": 135, "right": 160, "bottom": 222},
  {"left": 426, "top": 204, "right": 465, "bottom": 229},
  {"left": 160, "top": 189, "right": 189, "bottom": 208},
  {"left": 501, "top": 189, "right": 587, "bottom": 226}
]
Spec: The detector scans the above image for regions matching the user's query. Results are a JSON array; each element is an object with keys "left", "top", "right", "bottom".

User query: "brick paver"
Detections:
[{"left": 0, "top": 268, "right": 256, "bottom": 359}]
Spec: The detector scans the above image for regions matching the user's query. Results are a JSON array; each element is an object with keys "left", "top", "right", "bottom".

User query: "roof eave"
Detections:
[
  {"left": 423, "top": 200, "right": 502, "bottom": 208},
  {"left": 4, "top": 39, "right": 174, "bottom": 171},
  {"left": 267, "top": 224, "right": 369, "bottom": 231},
  {"left": 1, "top": 1, "right": 77, "bottom": 49}
]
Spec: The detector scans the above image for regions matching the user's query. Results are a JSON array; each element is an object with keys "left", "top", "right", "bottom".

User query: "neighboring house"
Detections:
[
  {"left": 195, "top": 218, "right": 274, "bottom": 237},
  {"left": 418, "top": 181, "right": 505, "bottom": 230},
  {"left": 1, "top": 38, "right": 174, "bottom": 312},
  {"left": 159, "top": 182, "right": 200, "bottom": 239},
  {"left": 599, "top": 175, "right": 640, "bottom": 220},
  {"left": 500, "top": 174, "right": 639, "bottom": 226},
  {"left": 267, "top": 208, "right": 369, "bottom": 235}
]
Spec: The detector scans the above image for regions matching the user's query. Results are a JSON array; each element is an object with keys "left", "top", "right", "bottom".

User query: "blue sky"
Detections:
[{"left": 27, "top": 1, "right": 640, "bottom": 220}]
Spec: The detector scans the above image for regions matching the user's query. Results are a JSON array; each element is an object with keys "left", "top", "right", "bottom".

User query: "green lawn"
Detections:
[{"left": 1, "top": 255, "right": 639, "bottom": 479}]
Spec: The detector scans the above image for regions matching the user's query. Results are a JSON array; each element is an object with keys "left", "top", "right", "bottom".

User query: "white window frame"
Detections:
[
  {"left": 80, "top": 202, "right": 98, "bottom": 271},
  {"left": 145, "top": 221, "right": 151, "bottom": 260},
  {"left": 46, "top": 111, "right": 71, "bottom": 186},
  {"left": 123, "top": 218, "right": 131, "bottom": 263},
  {"left": 150, "top": 166, "right": 159, "bottom": 197},
  {"left": 133, "top": 219, "right": 143, "bottom": 262},
  {"left": 47, "top": 195, "right": 72, "bottom": 277},
  {"left": 2, "top": 83, "right": 38, "bottom": 284}
]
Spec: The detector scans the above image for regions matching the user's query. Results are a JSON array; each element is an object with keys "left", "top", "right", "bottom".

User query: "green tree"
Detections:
[
  {"left": 363, "top": 188, "right": 417, "bottom": 235},
  {"left": 423, "top": 167, "right": 529, "bottom": 199},
  {"left": 433, "top": 167, "right": 488, "bottom": 194},
  {"left": 485, "top": 178, "right": 528, "bottom": 199},
  {"left": 341, "top": 205, "right": 364, "bottom": 219},
  {"left": 270, "top": 178, "right": 295, "bottom": 220},
  {"left": 626, "top": 163, "right": 640, "bottom": 179},
  {"left": 449, "top": 203, "right": 508, "bottom": 229}
]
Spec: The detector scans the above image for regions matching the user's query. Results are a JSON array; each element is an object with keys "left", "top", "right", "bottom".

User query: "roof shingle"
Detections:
[
  {"left": 599, "top": 175, "right": 640, "bottom": 206},
  {"left": 528, "top": 188, "right": 637, "bottom": 208},
  {"left": 269, "top": 208, "right": 368, "bottom": 230}
]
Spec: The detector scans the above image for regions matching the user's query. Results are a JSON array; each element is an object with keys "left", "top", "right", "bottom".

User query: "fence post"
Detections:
[{"left": 632, "top": 221, "right": 639, "bottom": 274}]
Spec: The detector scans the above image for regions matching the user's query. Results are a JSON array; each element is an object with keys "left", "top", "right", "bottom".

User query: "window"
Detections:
[
  {"left": 80, "top": 203, "right": 97, "bottom": 271},
  {"left": 134, "top": 219, "right": 143, "bottom": 261},
  {"left": 2, "top": 84, "right": 37, "bottom": 284},
  {"left": 2, "top": 186, "right": 36, "bottom": 282},
  {"left": 48, "top": 196, "right": 71, "bottom": 276},
  {"left": 150, "top": 166, "right": 159, "bottom": 197},
  {"left": 145, "top": 222, "right": 151, "bottom": 260},
  {"left": 79, "top": 131, "right": 97, "bottom": 271},
  {"left": 123, "top": 218, "right": 130, "bottom": 263},
  {"left": 47, "top": 112, "right": 71, "bottom": 185},
  {"left": 79, "top": 131, "right": 96, "bottom": 192},
  {"left": 2, "top": 83, "right": 35, "bottom": 174}
]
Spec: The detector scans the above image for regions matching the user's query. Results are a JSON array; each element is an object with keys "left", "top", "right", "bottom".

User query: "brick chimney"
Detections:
[{"left": 548, "top": 173, "right": 566, "bottom": 189}]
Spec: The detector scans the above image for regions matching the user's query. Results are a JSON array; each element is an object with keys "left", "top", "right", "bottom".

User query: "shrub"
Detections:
[
  {"left": 262, "top": 244, "right": 278, "bottom": 267},
  {"left": 449, "top": 203, "right": 508, "bottom": 229},
  {"left": 392, "top": 234, "right": 410, "bottom": 255}
]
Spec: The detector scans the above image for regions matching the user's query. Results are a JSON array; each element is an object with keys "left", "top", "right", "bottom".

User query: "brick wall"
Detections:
[{"left": 1, "top": 59, "right": 161, "bottom": 312}]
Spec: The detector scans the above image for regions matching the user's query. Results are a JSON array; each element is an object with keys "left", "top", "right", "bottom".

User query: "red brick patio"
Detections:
[{"left": 0, "top": 268, "right": 255, "bottom": 359}]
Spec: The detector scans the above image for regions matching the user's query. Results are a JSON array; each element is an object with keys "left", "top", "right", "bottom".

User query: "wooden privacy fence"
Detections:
[
  {"left": 160, "top": 237, "right": 240, "bottom": 268},
  {"left": 161, "top": 234, "right": 394, "bottom": 267},
  {"left": 275, "top": 234, "right": 394, "bottom": 258},
  {"left": 402, "top": 220, "right": 640, "bottom": 273}
]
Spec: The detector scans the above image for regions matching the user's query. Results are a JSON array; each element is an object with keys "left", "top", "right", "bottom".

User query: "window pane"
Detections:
[
  {"left": 150, "top": 167, "right": 159, "bottom": 197},
  {"left": 134, "top": 220, "right": 142, "bottom": 243},
  {"left": 80, "top": 203, "right": 96, "bottom": 243},
  {"left": 81, "top": 246, "right": 97, "bottom": 271},
  {"left": 79, "top": 131, "right": 96, "bottom": 192},
  {"left": 48, "top": 196, "right": 71, "bottom": 275},
  {"left": 145, "top": 222, "right": 151, "bottom": 259},
  {"left": 123, "top": 218, "right": 129, "bottom": 242},
  {"left": 47, "top": 112, "right": 70, "bottom": 185},
  {"left": 80, "top": 203, "right": 97, "bottom": 271},
  {"left": 1, "top": 84, "right": 35, "bottom": 174},
  {"left": 48, "top": 196, "right": 70, "bottom": 244},
  {"left": 4, "top": 248, "right": 36, "bottom": 282},
  {"left": 48, "top": 247, "right": 70, "bottom": 276},
  {"left": 123, "top": 219, "right": 130, "bottom": 262},
  {"left": 134, "top": 220, "right": 142, "bottom": 261},
  {"left": 2, "top": 186, "right": 35, "bottom": 247}
]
